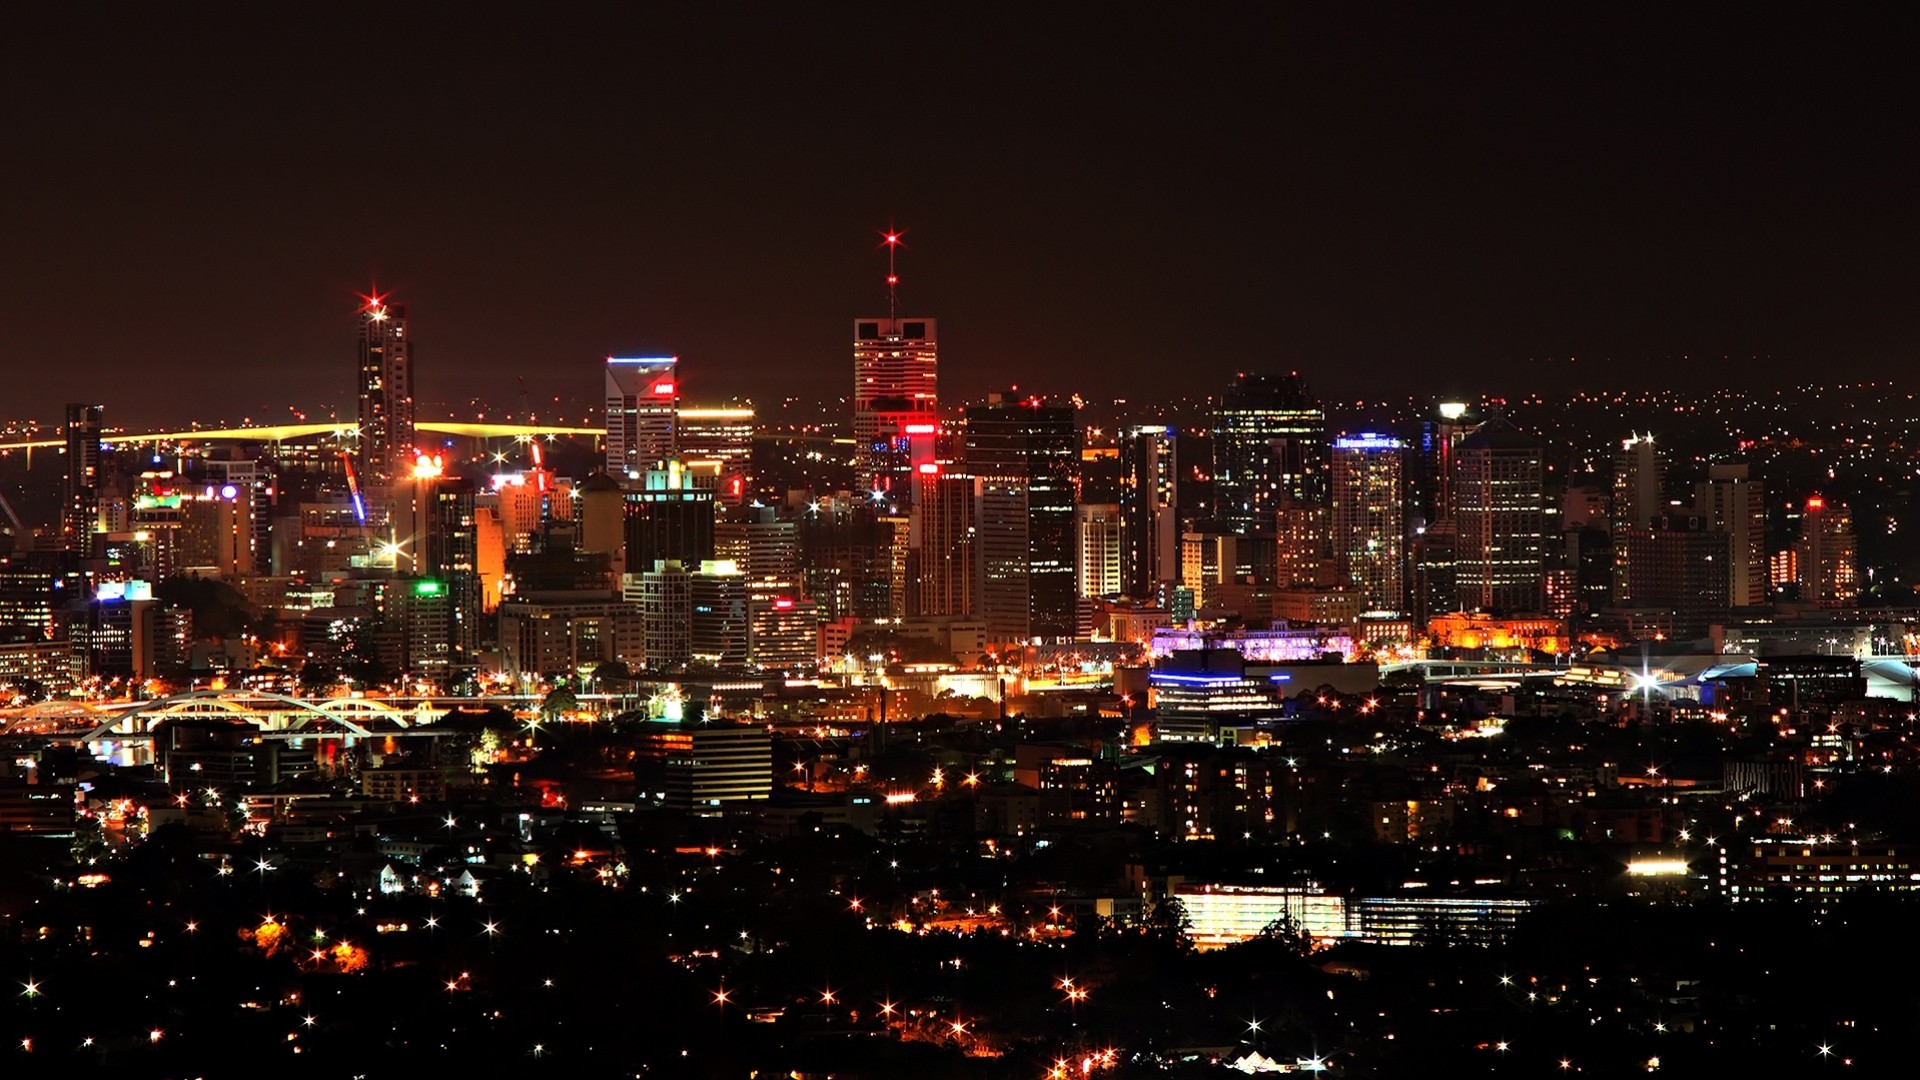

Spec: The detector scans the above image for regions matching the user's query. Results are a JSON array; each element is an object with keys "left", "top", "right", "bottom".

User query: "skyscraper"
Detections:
[
  {"left": 1694, "top": 464, "right": 1768, "bottom": 608},
  {"left": 606, "top": 357, "right": 679, "bottom": 480},
  {"left": 1211, "top": 372, "right": 1326, "bottom": 535},
  {"left": 965, "top": 394, "right": 1081, "bottom": 643},
  {"left": 1330, "top": 433, "right": 1406, "bottom": 613},
  {"left": 1610, "top": 434, "right": 1665, "bottom": 602},
  {"left": 1076, "top": 503, "right": 1124, "bottom": 600},
  {"left": 852, "top": 318, "right": 938, "bottom": 500},
  {"left": 356, "top": 295, "right": 414, "bottom": 486},
  {"left": 621, "top": 460, "right": 715, "bottom": 574},
  {"left": 909, "top": 455, "right": 977, "bottom": 620},
  {"left": 1118, "top": 425, "right": 1180, "bottom": 598},
  {"left": 63, "top": 403, "right": 103, "bottom": 557},
  {"left": 677, "top": 405, "right": 754, "bottom": 504},
  {"left": 1795, "top": 495, "right": 1857, "bottom": 607},
  {"left": 1454, "top": 417, "right": 1546, "bottom": 613}
]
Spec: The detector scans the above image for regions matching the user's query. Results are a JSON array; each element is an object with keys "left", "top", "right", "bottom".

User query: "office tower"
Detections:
[
  {"left": 746, "top": 591, "right": 818, "bottom": 671},
  {"left": 1179, "top": 530, "right": 1237, "bottom": 610},
  {"left": 651, "top": 723, "right": 773, "bottom": 815},
  {"left": 0, "top": 550, "right": 74, "bottom": 644},
  {"left": 201, "top": 450, "right": 273, "bottom": 568},
  {"left": 1612, "top": 435, "right": 1664, "bottom": 530},
  {"left": 1613, "top": 515, "right": 1733, "bottom": 639},
  {"left": 1210, "top": 372, "right": 1326, "bottom": 535},
  {"left": 799, "top": 499, "right": 905, "bottom": 621},
  {"left": 498, "top": 595, "right": 643, "bottom": 679},
  {"left": 715, "top": 509, "right": 801, "bottom": 587},
  {"left": 909, "top": 461, "right": 976, "bottom": 619},
  {"left": 1119, "top": 425, "right": 1180, "bottom": 598},
  {"left": 1409, "top": 521, "right": 1457, "bottom": 625},
  {"left": 1795, "top": 495, "right": 1857, "bottom": 606},
  {"left": 621, "top": 460, "right": 715, "bottom": 574},
  {"left": 64, "top": 403, "right": 104, "bottom": 556},
  {"left": 1694, "top": 464, "right": 1768, "bottom": 608},
  {"left": 605, "top": 357, "right": 680, "bottom": 479},
  {"left": 176, "top": 487, "right": 254, "bottom": 577},
  {"left": 965, "top": 394, "right": 1080, "bottom": 643},
  {"left": 636, "top": 559, "right": 693, "bottom": 670},
  {"left": 356, "top": 296, "right": 414, "bottom": 486},
  {"left": 424, "top": 480, "right": 482, "bottom": 674},
  {"left": 1275, "top": 497, "right": 1334, "bottom": 589},
  {"left": 1610, "top": 434, "right": 1665, "bottom": 601},
  {"left": 852, "top": 317, "right": 938, "bottom": 500},
  {"left": 1077, "top": 503, "right": 1124, "bottom": 599},
  {"left": 1563, "top": 526, "right": 1613, "bottom": 616},
  {"left": 1330, "top": 433, "right": 1406, "bottom": 612},
  {"left": 677, "top": 405, "right": 754, "bottom": 503},
  {"left": 1416, "top": 401, "right": 1479, "bottom": 526},
  {"left": 1453, "top": 417, "right": 1546, "bottom": 613},
  {"left": 689, "top": 560, "right": 749, "bottom": 667}
]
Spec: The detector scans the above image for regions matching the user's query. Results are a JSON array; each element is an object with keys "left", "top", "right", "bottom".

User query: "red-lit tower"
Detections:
[{"left": 853, "top": 229, "right": 938, "bottom": 502}]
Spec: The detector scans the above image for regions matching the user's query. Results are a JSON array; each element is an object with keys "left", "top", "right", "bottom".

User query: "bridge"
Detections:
[{"left": 0, "top": 420, "right": 601, "bottom": 453}]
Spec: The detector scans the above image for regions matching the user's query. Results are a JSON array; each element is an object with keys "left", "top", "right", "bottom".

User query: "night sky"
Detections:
[{"left": 3, "top": 6, "right": 1915, "bottom": 425}]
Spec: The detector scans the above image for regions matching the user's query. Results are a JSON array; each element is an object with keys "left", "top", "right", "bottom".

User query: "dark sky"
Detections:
[{"left": 3, "top": 5, "right": 1915, "bottom": 425}]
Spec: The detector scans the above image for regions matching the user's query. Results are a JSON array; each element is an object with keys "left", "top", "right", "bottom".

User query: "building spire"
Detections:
[{"left": 880, "top": 225, "right": 904, "bottom": 322}]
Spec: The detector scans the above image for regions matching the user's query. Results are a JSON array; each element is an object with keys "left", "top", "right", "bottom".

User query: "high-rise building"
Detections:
[
  {"left": 1415, "top": 401, "right": 1479, "bottom": 527},
  {"left": 1795, "top": 495, "right": 1857, "bottom": 606},
  {"left": 356, "top": 296, "right": 414, "bottom": 486},
  {"left": 1211, "top": 373, "right": 1326, "bottom": 535},
  {"left": 423, "top": 480, "right": 482, "bottom": 675},
  {"left": 677, "top": 405, "right": 754, "bottom": 504},
  {"left": 650, "top": 723, "right": 773, "bottom": 815},
  {"left": 64, "top": 403, "right": 104, "bottom": 557},
  {"left": 1694, "top": 464, "right": 1768, "bottom": 608},
  {"left": 1330, "top": 433, "right": 1406, "bottom": 613},
  {"left": 1454, "top": 418, "right": 1546, "bottom": 613},
  {"left": 605, "top": 357, "right": 680, "bottom": 479},
  {"left": 635, "top": 559, "right": 693, "bottom": 670},
  {"left": 1612, "top": 435, "right": 1664, "bottom": 530},
  {"left": 689, "top": 559, "right": 749, "bottom": 668},
  {"left": 1076, "top": 503, "right": 1124, "bottom": 600},
  {"left": 1610, "top": 434, "right": 1665, "bottom": 601},
  {"left": 715, "top": 509, "right": 801, "bottom": 588},
  {"left": 621, "top": 460, "right": 715, "bottom": 574},
  {"left": 909, "top": 461, "right": 976, "bottom": 619},
  {"left": 746, "top": 590, "right": 818, "bottom": 672},
  {"left": 1118, "top": 425, "right": 1180, "bottom": 598},
  {"left": 1275, "top": 497, "right": 1334, "bottom": 590},
  {"left": 853, "top": 318, "right": 938, "bottom": 501},
  {"left": 1614, "top": 515, "right": 1733, "bottom": 638},
  {"left": 800, "top": 499, "right": 905, "bottom": 621},
  {"left": 965, "top": 394, "right": 1080, "bottom": 643}
]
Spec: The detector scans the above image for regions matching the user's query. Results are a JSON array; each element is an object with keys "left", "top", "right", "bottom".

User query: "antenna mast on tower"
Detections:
[{"left": 881, "top": 226, "right": 904, "bottom": 323}]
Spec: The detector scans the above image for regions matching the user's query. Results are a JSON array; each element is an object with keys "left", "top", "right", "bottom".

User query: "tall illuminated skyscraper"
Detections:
[
  {"left": 853, "top": 318, "right": 938, "bottom": 499},
  {"left": 1694, "top": 464, "right": 1768, "bottom": 608},
  {"left": 606, "top": 357, "right": 680, "bottom": 479},
  {"left": 1118, "top": 425, "right": 1180, "bottom": 598},
  {"left": 1330, "top": 433, "right": 1406, "bottom": 612},
  {"left": 853, "top": 229, "right": 937, "bottom": 502},
  {"left": 64, "top": 403, "right": 104, "bottom": 557},
  {"left": 1211, "top": 372, "right": 1326, "bottom": 535},
  {"left": 965, "top": 393, "right": 1080, "bottom": 643},
  {"left": 1795, "top": 494, "right": 1857, "bottom": 607},
  {"left": 1454, "top": 418, "right": 1546, "bottom": 613},
  {"left": 356, "top": 294, "right": 413, "bottom": 486}
]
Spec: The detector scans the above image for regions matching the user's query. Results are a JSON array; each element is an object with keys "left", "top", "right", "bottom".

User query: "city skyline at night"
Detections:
[{"left": 3, "top": 7, "right": 1919, "bottom": 1077}]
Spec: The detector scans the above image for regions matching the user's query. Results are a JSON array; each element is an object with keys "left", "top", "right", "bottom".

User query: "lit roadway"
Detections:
[{"left": 0, "top": 420, "right": 601, "bottom": 451}]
